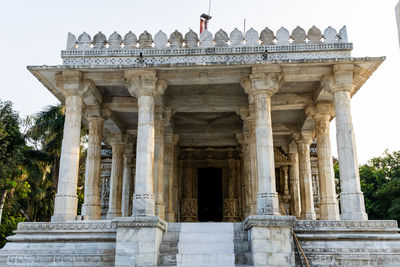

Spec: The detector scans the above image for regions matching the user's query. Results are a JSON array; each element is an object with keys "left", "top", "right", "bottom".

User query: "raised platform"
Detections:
[{"left": 0, "top": 219, "right": 399, "bottom": 266}]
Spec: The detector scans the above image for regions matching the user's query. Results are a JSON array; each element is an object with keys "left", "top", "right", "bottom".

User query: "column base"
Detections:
[
  {"left": 320, "top": 201, "right": 340, "bottom": 220},
  {"left": 257, "top": 192, "right": 280, "bottom": 215},
  {"left": 340, "top": 192, "right": 368, "bottom": 220},
  {"left": 106, "top": 210, "right": 122, "bottom": 220},
  {"left": 51, "top": 194, "right": 78, "bottom": 222},
  {"left": 244, "top": 215, "right": 296, "bottom": 267},
  {"left": 81, "top": 203, "right": 101, "bottom": 220},
  {"left": 156, "top": 202, "right": 165, "bottom": 220},
  {"left": 166, "top": 212, "right": 176, "bottom": 222},
  {"left": 114, "top": 216, "right": 166, "bottom": 267},
  {"left": 132, "top": 193, "right": 155, "bottom": 216},
  {"left": 300, "top": 211, "right": 316, "bottom": 220}
]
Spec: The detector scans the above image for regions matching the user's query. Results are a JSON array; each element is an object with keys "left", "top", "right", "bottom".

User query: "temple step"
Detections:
[{"left": 158, "top": 222, "right": 252, "bottom": 267}]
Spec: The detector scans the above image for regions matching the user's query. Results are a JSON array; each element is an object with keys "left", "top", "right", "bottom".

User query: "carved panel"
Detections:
[
  {"left": 181, "top": 198, "right": 198, "bottom": 222},
  {"left": 223, "top": 198, "right": 238, "bottom": 222}
]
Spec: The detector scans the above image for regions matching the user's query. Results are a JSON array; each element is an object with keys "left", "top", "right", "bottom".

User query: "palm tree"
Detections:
[{"left": 27, "top": 105, "right": 65, "bottom": 189}]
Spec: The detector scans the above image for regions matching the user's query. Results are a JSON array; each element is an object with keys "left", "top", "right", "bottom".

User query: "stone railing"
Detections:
[
  {"left": 61, "top": 26, "right": 352, "bottom": 66},
  {"left": 65, "top": 26, "right": 348, "bottom": 50}
]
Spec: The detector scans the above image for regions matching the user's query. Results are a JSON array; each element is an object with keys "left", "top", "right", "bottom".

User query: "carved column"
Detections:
[
  {"left": 288, "top": 152, "right": 301, "bottom": 218},
  {"left": 281, "top": 166, "right": 290, "bottom": 204},
  {"left": 239, "top": 133, "right": 251, "bottom": 217},
  {"left": 52, "top": 71, "right": 89, "bottom": 222},
  {"left": 322, "top": 66, "right": 368, "bottom": 220},
  {"left": 165, "top": 134, "right": 179, "bottom": 222},
  {"left": 82, "top": 112, "right": 104, "bottom": 220},
  {"left": 247, "top": 112, "right": 258, "bottom": 215},
  {"left": 311, "top": 102, "right": 340, "bottom": 220},
  {"left": 106, "top": 138, "right": 125, "bottom": 219},
  {"left": 154, "top": 108, "right": 165, "bottom": 219},
  {"left": 181, "top": 158, "right": 197, "bottom": 222},
  {"left": 295, "top": 131, "right": 316, "bottom": 220},
  {"left": 121, "top": 143, "right": 134, "bottom": 217},
  {"left": 125, "top": 70, "right": 167, "bottom": 216},
  {"left": 242, "top": 71, "right": 282, "bottom": 215},
  {"left": 223, "top": 158, "right": 239, "bottom": 221}
]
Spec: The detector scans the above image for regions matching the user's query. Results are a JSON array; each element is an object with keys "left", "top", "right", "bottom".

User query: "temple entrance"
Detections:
[{"left": 198, "top": 168, "right": 223, "bottom": 222}]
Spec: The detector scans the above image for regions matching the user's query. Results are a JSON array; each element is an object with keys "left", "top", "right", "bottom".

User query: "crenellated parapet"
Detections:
[{"left": 61, "top": 26, "right": 352, "bottom": 67}]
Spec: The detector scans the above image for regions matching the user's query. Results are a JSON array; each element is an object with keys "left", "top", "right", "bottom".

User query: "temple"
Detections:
[{"left": 1, "top": 26, "right": 400, "bottom": 267}]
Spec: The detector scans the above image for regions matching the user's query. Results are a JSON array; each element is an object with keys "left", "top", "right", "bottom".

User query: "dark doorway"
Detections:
[{"left": 198, "top": 168, "right": 223, "bottom": 222}]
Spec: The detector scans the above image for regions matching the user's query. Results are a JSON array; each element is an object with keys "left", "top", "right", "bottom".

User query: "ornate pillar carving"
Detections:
[
  {"left": 106, "top": 136, "right": 125, "bottom": 219},
  {"left": 52, "top": 71, "right": 95, "bottom": 222},
  {"left": 288, "top": 151, "right": 301, "bottom": 218},
  {"left": 121, "top": 142, "right": 134, "bottom": 217},
  {"left": 165, "top": 134, "right": 179, "bottom": 222},
  {"left": 241, "top": 70, "right": 283, "bottom": 215},
  {"left": 125, "top": 70, "right": 167, "bottom": 217},
  {"left": 239, "top": 132, "right": 252, "bottom": 217},
  {"left": 154, "top": 108, "right": 165, "bottom": 219},
  {"left": 321, "top": 65, "right": 367, "bottom": 220},
  {"left": 309, "top": 102, "right": 340, "bottom": 220},
  {"left": 281, "top": 166, "right": 290, "bottom": 204},
  {"left": 295, "top": 131, "right": 316, "bottom": 220},
  {"left": 223, "top": 158, "right": 239, "bottom": 222},
  {"left": 181, "top": 157, "right": 197, "bottom": 222},
  {"left": 82, "top": 108, "right": 104, "bottom": 220}
]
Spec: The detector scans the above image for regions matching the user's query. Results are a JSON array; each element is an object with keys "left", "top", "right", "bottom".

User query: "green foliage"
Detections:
[
  {"left": 359, "top": 150, "right": 400, "bottom": 222},
  {"left": 0, "top": 214, "right": 25, "bottom": 248}
]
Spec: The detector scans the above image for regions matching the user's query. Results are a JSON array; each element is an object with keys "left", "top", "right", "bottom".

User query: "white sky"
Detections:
[{"left": 0, "top": 0, "right": 399, "bottom": 164}]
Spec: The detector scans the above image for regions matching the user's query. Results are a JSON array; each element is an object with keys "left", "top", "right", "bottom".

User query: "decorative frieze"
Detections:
[
  {"left": 294, "top": 220, "right": 398, "bottom": 231},
  {"left": 15, "top": 221, "right": 117, "bottom": 232},
  {"left": 243, "top": 215, "right": 296, "bottom": 230}
]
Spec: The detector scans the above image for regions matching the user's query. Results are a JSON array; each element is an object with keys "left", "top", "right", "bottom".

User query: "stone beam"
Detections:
[
  {"left": 157, "top": 68, "right": 250, "bottom": 85},
  {"left": 102, "top": 109, "right": 126, "bottom": 134},
  {"left": 102, "top": 93, "right": 311, "bottom": 113},
  {"left": 282, "top": 65, "right": 332, "bottom": 82},
  {"left": 271, "top": 93, "right": 312, "bottom": 111}
]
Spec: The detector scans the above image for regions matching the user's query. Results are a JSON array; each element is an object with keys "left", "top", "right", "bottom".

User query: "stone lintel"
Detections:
[
  {"left": 114, "top": 216, "right": 166, "bottom": 231},
  {"left": 243, "top": 215, "right": 296, "bottom": 230}
]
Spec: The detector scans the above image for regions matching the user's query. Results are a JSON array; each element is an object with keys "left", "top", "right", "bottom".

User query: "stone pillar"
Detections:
[
  {"left": 125, "top": 70, "right": 167, "bottom": 217},
  {"left": 52, "top": 71, "right": 87, "bottom": 222},
  {"left": 322, "top": 66, "right": 367, "bottom": 220},
  {"left": 239, "top": 133, "right": 251, "bottom": 217},
  {"left": 311, "top": 102, "right": 340, "bottom": 220},
  {"left": 82, "top": 114, "right": 104, "bottom": 220},
  {"left": 154, "top": 108, "right": 165, "bottom": 219},
  {"left": 165, "top": 134, "right": 179, "bottom": 222},
  {"left": 248, "top": 119, "right": 258, "bottom": 215},
  {"left": 181, "top": 159, "right": 197, "bottom": 222},
  {"left": 121, "top": 144, "right": 134, "bottom": 217},
  {"left": 107, "top": 139, "right": 125, "bottom": 219},
  {"left": 281, "top": 166, "right": 290, "bottom": 204},
  {"left": 288, "top": 152, "right": 301, "bottom": 218},
  {"left": 295, "top": 131, "right": 316, "bottom": 220},
  {"left": 223, "top": 158, "right": 239, "bottom": 221},
  {"left": 242, "top": 72, "right": 282, "bottom": 215}
]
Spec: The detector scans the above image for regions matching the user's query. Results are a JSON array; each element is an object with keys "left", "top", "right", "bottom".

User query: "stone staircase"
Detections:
[{"left": 158, "top": 222, "right": 252, "bottom": 267}]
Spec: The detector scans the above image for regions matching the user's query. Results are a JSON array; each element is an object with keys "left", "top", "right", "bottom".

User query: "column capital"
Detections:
[
  {"left": 306, "top": 101, "right": 334, "bottom": 121},
  {"left": 241, "top": 72, "right": 283, "bottom": 97},
  {"left": 321, "top": 64, "right": 355, "bottom": 93},
  {"left": 293, "top": 131, "right": 314, "bottom": 145},
  {"left": 124, "top": 69, "right": 166, "bottom": 97},
  {"left": 164, "top": 133, "right": 179, "bottom": 145},
  {"left": 57, "top": 71, "right": 101, "bottom": 102}
]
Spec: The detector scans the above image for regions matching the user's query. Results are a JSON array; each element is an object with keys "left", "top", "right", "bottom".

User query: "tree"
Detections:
[
  {"left": 0, "top": 100, "right": 26, "bottom": 223},
  {"left": 359, "top": 150, "right": 400, "bottom": 222}
]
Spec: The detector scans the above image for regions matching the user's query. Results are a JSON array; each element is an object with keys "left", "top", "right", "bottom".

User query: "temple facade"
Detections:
[{"left": 1, "top": 26, "right": 400, "bottom": 267}]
